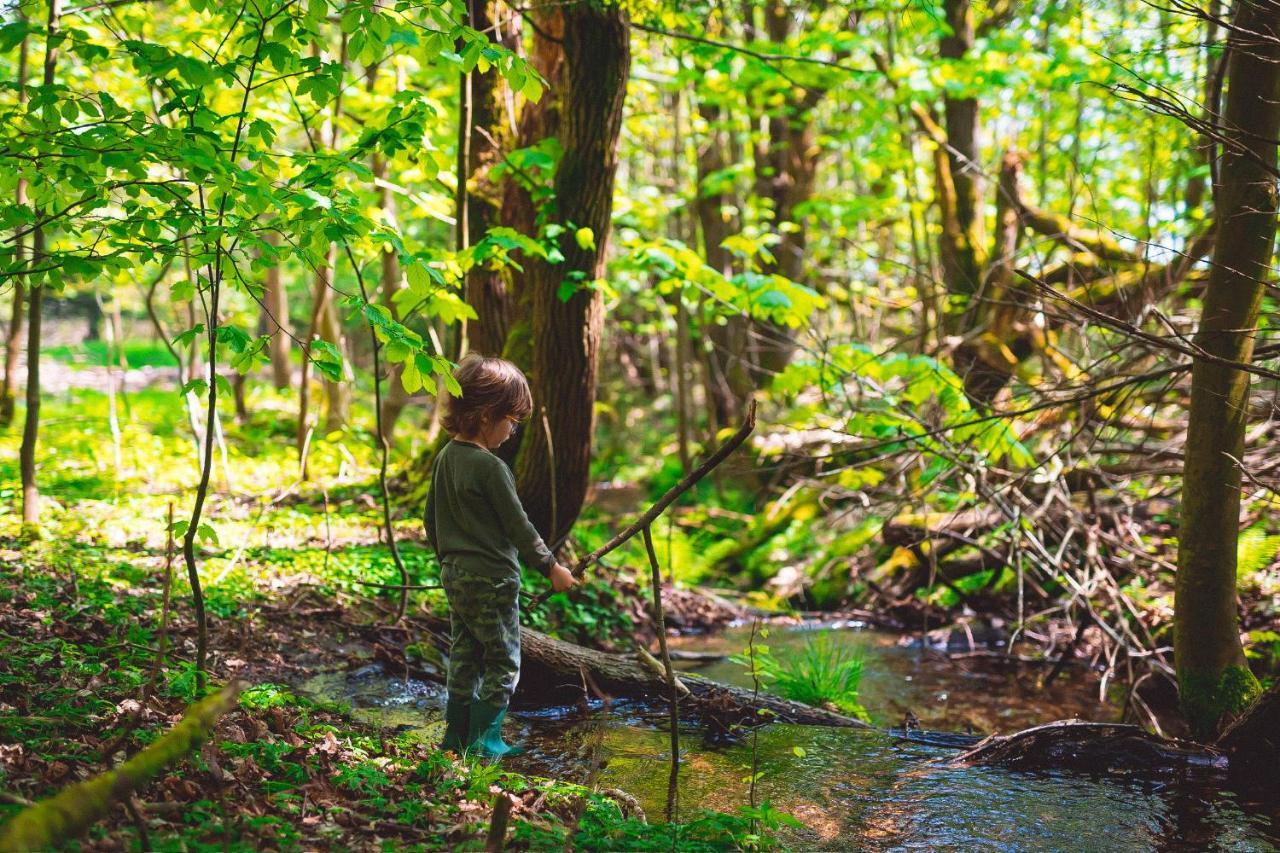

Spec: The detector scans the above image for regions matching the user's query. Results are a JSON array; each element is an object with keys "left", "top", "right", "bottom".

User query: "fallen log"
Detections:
[
  {"left": 491, "top": 624, "right": 870, "bottom": 730},
  {"left": 0, "top": 683, "right": 243, "bottom": 852},
  {"left": 950, "top": 720, "right": 1226, "bottom": 775},
  {"left": 412, "top": 613, "right": 867, "bottom": 728}
]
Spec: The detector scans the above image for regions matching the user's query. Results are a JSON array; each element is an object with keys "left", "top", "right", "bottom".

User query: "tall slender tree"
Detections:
[
  {"left": 1175, "top": 0, "right": 1280, "bottom": 739},
  {"left": 0, "top": 17, "right": 29, "bottom": 429},
  {"left": 20, "top": 0, "right": 62, "bottom": 525}
]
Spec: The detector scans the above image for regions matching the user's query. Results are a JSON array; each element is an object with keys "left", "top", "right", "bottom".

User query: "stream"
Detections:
[{"left": 299, "top": 623, "right": 1280, "bottom": 850}]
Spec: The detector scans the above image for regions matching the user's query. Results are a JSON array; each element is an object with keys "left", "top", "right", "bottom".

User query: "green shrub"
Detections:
[{"left": 734, "top": 630, "right": 869, "bottom": 720}]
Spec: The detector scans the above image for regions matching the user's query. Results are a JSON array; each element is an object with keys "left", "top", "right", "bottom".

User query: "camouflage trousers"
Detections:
[{"left": 441, "top": 563, "right": 521, "bottom": 708}]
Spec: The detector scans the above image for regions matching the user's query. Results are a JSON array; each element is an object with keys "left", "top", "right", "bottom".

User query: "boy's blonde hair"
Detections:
[{"left": 443, "top": 354, "right": 533, "bottom": 437}]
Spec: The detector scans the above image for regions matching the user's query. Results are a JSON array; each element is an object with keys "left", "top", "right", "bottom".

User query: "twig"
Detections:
[
  {"left": 342, "top": 243, "right": 413, "bottom": 622},
  {"left": 540, "top": 406, "right": 557, "bottom": 547},
  {"left": 349, "top": 579, "right": 442, "bottom": 591},
  {"left": 485, "top": 791, "right": 513, "bottom": 853},
  {"left": 641, "top": 525, "right": 681, "bottom": 823}
]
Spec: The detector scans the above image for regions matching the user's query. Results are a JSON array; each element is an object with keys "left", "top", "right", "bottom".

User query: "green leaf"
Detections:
[
  {"left": 0, "top": 21, "right": 35, "bottom": 53},
  {"left": 180, "top": 378, "right": 208, "bottom": 398},
  {"left": 521, "top": 74, "right": 543, "bottom": 103},
  {"left": 574, "top": 226, "right": 595, "bottom": 252},
  {"left": 401, "top": 355, "right": 423, "bottom": 394},
  {"left": 196, "top": 523, "right": 218, "bottom": 545}
]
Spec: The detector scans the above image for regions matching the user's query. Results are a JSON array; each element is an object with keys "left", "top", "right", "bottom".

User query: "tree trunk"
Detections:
[
  {"left": 1185, "top": 0, "right": 1222, "bottom": 213},
  {"left": 953, "top": 152, "right": 1024, "bottom": 403},
  {"left": 370, "top": 61, "right": 411, "bottom": 442},
  {"left": 695, "top": 99, "right": 752, "bottom": 425},
  {"left": 21, "top": 263, "right": 43, "bottom": 526},
  {"left": 513, "top": 1, "right": 629, "bottom": 544},
  {"left": 318, "top": 260, "right": 351, "bottom": 433},
  {"left": 1216, "top": 683, "right": 1280, "bottom": 788},
  {"left": 1175, "top": 0, "right": 1280, "bottom": 740},
  {"left": 20, "top": 0, "right": 60, "bottom": 525},
  {"left": 937, "top": 0, "right": 985, "bottom": 315},
  {"left": 498, "top": 6, "right": 565, "bottom": 379},
  {"left": 377, "top": 221, "right": 412, "bottom": 440},
  {"left": 747, "top": 3, "right": 828, "bottom": 382},
  {"left": 460, "top": 0, "right": 521, "bottom": 358},
  {"left": 398, "top": 8, "right": 564, "bottom": 494},
  {"left": 263, "top": 233, "right": 291, "bottom": 390},
  {"left": 0, "top": 23, "right": 29, "bottom": 429}
]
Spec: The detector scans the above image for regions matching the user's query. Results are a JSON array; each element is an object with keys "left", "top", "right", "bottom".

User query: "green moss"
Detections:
[{"left": 1180, "top": 664, "right": 1263, "bottom": 739}]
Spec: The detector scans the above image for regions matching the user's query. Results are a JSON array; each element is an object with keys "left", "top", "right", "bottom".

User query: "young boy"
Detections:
[{"left": 424, "top": 354, "right": 577, "bottom": 758}]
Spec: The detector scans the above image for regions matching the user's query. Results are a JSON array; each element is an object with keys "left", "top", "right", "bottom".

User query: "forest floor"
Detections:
[
  {"left": 0, "top": 549, "right": 773, "bottom": 851},
  {"left": 0, "top": 383, "right": 779, "bottom": 850}
]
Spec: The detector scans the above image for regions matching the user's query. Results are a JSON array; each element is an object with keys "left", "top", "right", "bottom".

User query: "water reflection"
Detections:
[{"left": 529, "top": 719, "right": 1279, "bottom": 851}]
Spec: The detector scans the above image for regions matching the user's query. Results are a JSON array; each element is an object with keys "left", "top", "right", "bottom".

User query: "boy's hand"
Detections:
[{"left": 549, "top": 563, "right": 577, "bottom": 593}]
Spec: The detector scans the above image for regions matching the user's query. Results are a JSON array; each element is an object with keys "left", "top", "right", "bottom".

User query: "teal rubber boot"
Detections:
[
  {"left": 466, "top": 700, "right": 523, "bottom": 758},
  {"left": 440, "top": 697, "right": 470, "bottom": 753}
]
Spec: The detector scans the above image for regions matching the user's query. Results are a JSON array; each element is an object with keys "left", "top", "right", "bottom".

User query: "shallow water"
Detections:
[
  {"left": 667, "top": 621, "right": 1118, "bottom": 733},
  {"left": 297, "top": 624, "right": 1280, "bottom": 851}
]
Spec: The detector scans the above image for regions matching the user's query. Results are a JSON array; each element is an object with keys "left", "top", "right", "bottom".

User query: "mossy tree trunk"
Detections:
[
  {"left": 0, "top": 684, "right": 241, "bottom": 852},
  {"left": 1174, "top": 0, "right": 1280, "bottom": 740},
  {"left": 513, "top": 0, "right": 630, "bottom": 544},
  {"left": 937, "top": 0, "right": 985, "bottom": 318}
]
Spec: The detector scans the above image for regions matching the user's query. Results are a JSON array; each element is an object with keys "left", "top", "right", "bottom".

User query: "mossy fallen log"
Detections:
[{"left": 0, "top": 683, "right": 243, "bottom": 852}]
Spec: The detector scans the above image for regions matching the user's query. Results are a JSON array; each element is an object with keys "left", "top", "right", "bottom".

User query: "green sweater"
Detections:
[{"left": 424, "top": 439, "right": 556, "bottom": 579}]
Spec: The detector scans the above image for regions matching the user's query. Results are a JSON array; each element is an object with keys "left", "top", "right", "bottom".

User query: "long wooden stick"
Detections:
[{"left": 528, "top": 400, "right": 756, "bottom": 607}]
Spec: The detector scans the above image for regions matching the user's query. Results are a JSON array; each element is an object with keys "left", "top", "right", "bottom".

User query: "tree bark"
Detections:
[
  {"left": 1185, "top": 0, "right": 1222, "bottom": 213},
  {"left": 370, "top": 61, "right": 411, "bottom": 441},
  {"left": 0, "top": 22, "right": 29, "bottom": 429},
  {"left": 262, "top": 233, "right": 291, "bottom": 390},
  {"left": 1216, "top": 683, "right": 1280, "bottom": 788},
  {"left": 695, "top": 98, "right": 753, "bottom": 425},
  {"left": 497, "top": 6, "right": 565, "bottom": 379},
  {"left": 460, "top": 0, "right": 521, "bottom": 358},
  {"left": 400, "top": 5, "right": 562, "bottom": 491},
  {"left": 937, "top": 0, "right": 985, "bottom": 314},
  {"left": 20, "top": 0, "right": 60, "bottom": 525},
  {"left": 1175, "top": 0, "right": 1280, "bottom": 740},
  {"left": 513, "top": 1, "right": 629, "bottom": 544},
  {"left": 953, "top": 152, "right": 1025, "bottom": 403},
  {"left": 747, "top": 3, "right": 843, "bottom": 381},
  {"left": 318, "top": 258, "right": 351, "bottom": 432}
]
